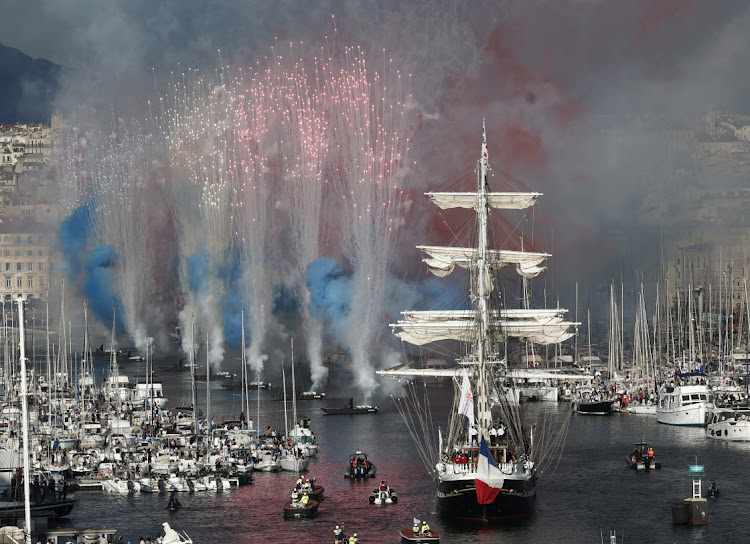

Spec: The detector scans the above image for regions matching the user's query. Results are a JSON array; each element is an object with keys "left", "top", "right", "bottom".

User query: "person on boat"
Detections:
[
  {"left": 334, "top": 526, "right": 343, "bottom": 543},
  {"left": 412, "top": 519, "right": 420, "bottom": 535},
  {"left": 379, "top": 480, "right": 388, "bottom": 492},
  {"left": 647, "top": 447, "right": 654, "bottom": 461},
  {"left": 420, "top": 521, "right": 431, "bottom": 536},
  {"left": 296, "top": 477, "right": 304, "bottom": 489},
  {"left": 303, "top": 478, "right": 312, "bottom": 491},
  {"left": 631, "top": 447, "right": 640, "bottom": 463},
  {"left": 300, "top": 493, "right": 310, "bottom": 506},
  {"left": 291, "top": 489, "right": 299, "bottom": 504},
  {"left": 348, "top": 533, "right": 358, "bottom": 544}
]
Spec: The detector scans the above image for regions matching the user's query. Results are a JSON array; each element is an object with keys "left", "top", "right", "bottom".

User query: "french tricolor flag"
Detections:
[{"left": 475, "top": 435, "right": 504, "bottom": 504}]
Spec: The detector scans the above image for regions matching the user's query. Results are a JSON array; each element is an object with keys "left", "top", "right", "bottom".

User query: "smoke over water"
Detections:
[{"left": 25, "top": 1, "right": 750, "bottom": 395}]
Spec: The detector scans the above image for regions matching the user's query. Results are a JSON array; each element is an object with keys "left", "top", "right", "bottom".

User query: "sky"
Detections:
[{"left": 4, "top": 0, "right": 750, "bottom": 381}]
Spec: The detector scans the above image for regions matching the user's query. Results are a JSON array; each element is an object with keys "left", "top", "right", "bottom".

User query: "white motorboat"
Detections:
[
  {"left": 253, "top": 450, "right": 281, "bottom": 472},
  {"left": 706, "top": 407, "right": 750, "bottom": 441},
  {"left": 101, "top": 477, "right": 140, "bottom": 493},
  {"left": 161, "top": 522, "right": 192, "bottom": 544},
  {"left": 656, "top": 382, "right": 713, "bottom": 426}
]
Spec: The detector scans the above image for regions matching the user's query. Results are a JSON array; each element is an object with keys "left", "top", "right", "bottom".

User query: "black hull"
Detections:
[
  {"left": 0, "top": 499, "right": 76, "bottom": 522},
  {"left": 435, "top": 476, "right": 536, "bottom": 521},
  {"left": 322, "top": 407, "right": 378, "bottom": 415},
  {"left": 574, "top": 401, "right": 613, "bottom": 415},
  {"left": 345, "top": 465, "right": 377, "bottom": 478}
]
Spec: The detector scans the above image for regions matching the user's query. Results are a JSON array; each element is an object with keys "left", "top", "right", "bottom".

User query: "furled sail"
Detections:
[
  {"left": 399, "top": 309, "right": 569, "bottom": 324},
  {"left": 392, "top": 317, "right": 577, "bottom": 346},
  {"left": 420, "top": 245, "right": 548, "bottom": 279},
  {"left": 427, "top": 192, "right": 541, "bottom": 210}
]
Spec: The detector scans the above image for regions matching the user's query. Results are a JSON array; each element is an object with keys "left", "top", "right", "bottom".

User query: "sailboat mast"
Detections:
[
  {"left": 190, "top": 319, "right": 198, "bottom": 457},
  {"left": 475, "top": 120, "right": 492, "bottom": 434},
  {"left": 282, "top": 358, "right": 288, "bottom": 441},
  {"left": 291, "top": 337, "right": 297, "bottom": 433},
  {"left": 17, "top": 297, "right": 31, "bottom": 544},
  {"left": 206, "top": 331, "right": 211, "bottom": 436}
]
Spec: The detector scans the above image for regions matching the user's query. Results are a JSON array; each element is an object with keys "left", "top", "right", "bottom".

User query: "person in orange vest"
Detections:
[{"left": 647, "top": 447, "right": 654, "bottom": 460}]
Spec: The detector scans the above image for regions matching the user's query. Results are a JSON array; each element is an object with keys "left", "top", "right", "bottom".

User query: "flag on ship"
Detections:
[
  {"left": 475, "top": 435, "right": 504, "bottom": 504},
  {"left": 457, "top": 370, "right": 474, "bottom": 425}
]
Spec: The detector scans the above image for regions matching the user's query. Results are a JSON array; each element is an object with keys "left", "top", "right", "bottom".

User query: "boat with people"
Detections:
[
  {"left": 283, "top": 497, "right": 319, "bottom": 518},
  {"left": 706, "top": 407, "right": 750, "bottom": 441},
  {"left": 625, "top": 442, "right": 661, "bottom": 470},
  {"left": 369, "top": 480, "right": 398, "bottom": 504},
  {"left": 656, "top": 377, "right": 713, "bottom": 426},
  {"left": 322, "top": 398, "right": 378, "bottom": 415},
  {"left": 378, "top": 121, "right": 578, "bottom": 521},
  {"left": 345, "top": 451, "right": 377, "bottom": 478},
  {"left": 399, "top": 519, "right": 439, "bottom": 543}
]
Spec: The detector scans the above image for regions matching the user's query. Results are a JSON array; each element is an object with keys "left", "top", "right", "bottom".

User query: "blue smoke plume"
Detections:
[
  {"left": 306, "top": 257, "right": 353, "bottom": 342},
  {"left": 58, "top": 204, "right": 124, "bottom": 330},
  {"left": 83, "top": 245, "right": 123, "bottom": 330}
]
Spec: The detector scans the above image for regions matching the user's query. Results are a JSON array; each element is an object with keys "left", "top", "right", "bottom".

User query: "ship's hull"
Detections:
[{"left": 435, "top": 474, "right": 536, "bottom": 520}]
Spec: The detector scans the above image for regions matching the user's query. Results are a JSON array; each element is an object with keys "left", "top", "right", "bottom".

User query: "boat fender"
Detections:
[
  {"left": 391, "top": 494, "right": 397, "bottom": 503},
  {"left": 437, "top": 462, "right": 446, "bottom": 473}
]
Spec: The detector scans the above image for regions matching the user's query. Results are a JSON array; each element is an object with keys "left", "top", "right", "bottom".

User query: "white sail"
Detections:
[
  {"left": 427, "top": 191, "right": 541, "bottom": 210},
  {"left": 392, "top": 318, "right": 577, "bottom": 346},
  {"left": 420, "top": 245, "right": 548, "bottom": 279}
]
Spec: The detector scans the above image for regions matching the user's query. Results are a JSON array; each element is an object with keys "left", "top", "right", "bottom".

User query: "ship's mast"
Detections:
[{"left": 475, "top": 120, "right": 493, "bottom": 434}]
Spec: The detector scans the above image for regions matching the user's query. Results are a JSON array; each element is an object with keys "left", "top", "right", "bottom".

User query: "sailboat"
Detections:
[
  {"left": 279, "top": 338, "right": 310, "bottom": 473},
  {"left": 379, "top": 121, "right": 577, "bottom": 520}
]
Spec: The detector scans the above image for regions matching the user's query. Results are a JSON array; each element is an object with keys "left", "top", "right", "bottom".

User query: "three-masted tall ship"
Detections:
[{"left": 379, "top": 121, "right": 578, "bottom": 520}]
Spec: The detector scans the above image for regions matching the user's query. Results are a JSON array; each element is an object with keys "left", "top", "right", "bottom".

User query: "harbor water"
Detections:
[{"left": 49, "top": 364, "right": 750, "bottom": 543}]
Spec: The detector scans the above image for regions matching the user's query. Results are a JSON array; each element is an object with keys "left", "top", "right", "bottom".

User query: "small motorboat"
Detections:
[
  {"left": 283, "top": 499, "right": 319, "bottom": 519},
  {"left": 345, "top": 451, "right": 377, "bottom": 478},
  {"left": 369, "top": 485, "right": 398, "bottom": 504},
  {"left": 160, "top": 522, "right": 192, "bottom": 544},
  {"left": 625, "top": 442, "right": 661, "bottom": 470},
  {"left": 399, "top": 528, "right": 440, "bottom": 543}
]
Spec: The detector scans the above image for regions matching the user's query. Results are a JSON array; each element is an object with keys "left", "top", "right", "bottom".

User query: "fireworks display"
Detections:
[{"left": 54, "top": 38, "right": 413, "bottom": 397}]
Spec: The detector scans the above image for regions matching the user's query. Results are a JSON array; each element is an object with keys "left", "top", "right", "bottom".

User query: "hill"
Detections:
[{"left": 0, "top": 42, "right": 63, "bottom": 124}]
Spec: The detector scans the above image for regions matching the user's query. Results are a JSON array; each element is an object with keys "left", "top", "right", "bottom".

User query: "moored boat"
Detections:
[
  {"left": 656, "top": 381, "right": 712, "bottom": 426},
  {"left": 574, "top": 399, "right": 614, "bottom": 415},
  {"left": 706, "top": 407, "right": 750, "bottom": 441}
]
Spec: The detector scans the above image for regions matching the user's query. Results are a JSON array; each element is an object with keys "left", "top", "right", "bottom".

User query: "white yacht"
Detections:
[
  {"left": 706, "top": 407, "right": 750, "bottom": 441},
  {"left": 656, "top": 383, "right": 712, "bottom": 426}
]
